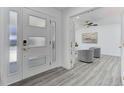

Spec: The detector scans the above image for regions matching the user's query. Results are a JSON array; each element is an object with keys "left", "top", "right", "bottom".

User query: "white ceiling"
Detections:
[{"left": 73, "top": 7, "right": 124, "bottom": 27}]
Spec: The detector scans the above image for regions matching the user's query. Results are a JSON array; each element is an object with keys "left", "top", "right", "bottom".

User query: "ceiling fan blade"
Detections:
[{"left": 93, "top": 24, "right": 98, "bottom": 26}]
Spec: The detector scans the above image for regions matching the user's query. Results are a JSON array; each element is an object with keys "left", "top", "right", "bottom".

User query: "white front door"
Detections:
[{"left": 22, "top": 8, "right": 51, "bottom": 78}]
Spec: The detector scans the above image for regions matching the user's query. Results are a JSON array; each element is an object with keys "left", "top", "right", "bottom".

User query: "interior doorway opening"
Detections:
[{"left": 70, "top": 7, "right": 123, "bottom": 85}]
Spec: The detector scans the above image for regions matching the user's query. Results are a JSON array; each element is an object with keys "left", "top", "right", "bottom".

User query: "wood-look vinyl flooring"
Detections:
[{"left": 11, "top": 55, "right": 122, "bottom": 86}]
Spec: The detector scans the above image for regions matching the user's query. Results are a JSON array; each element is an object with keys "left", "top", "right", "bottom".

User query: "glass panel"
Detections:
[
  {"left": 51, "top": 21, "right": 56, "bottom": 62},
  {"left": 29, "top": 16, "right": 46, "bottom": 28},
  {"left": 28, "top": 37, "right": 46, "bottom": 47},
  {"left": 9, "top": 11, "right": 18, "bottom": 73},
  {"left": 28, "top": 56, "right": 46, "bottom": 68}
]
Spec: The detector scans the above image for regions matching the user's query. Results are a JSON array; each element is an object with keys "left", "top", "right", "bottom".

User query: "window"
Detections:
[{"left": 9, "top": 11, "right": 18, "bottom": 73}]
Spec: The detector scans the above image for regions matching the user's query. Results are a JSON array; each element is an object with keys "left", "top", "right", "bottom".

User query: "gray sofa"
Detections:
[{"left": 78, "top": 50, "right": 94, "bottom": 63}]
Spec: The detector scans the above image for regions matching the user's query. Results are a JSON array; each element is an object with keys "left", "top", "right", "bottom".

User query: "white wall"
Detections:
[
  {"left": 62, "top": 7, "right": 93, "bottom": 69},
  {"left": 75, "top": 24, "right": 121, "bottom": 56}
]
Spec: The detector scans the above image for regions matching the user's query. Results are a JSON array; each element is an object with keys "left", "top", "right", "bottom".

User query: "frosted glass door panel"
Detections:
[
  {"left": 9, "top": 11, "right": 18, "bottom": 74},
  {"left": 29, "top": 16, "right": 46, "bottom": 28},
  {"left": 28, "top": 56, "right": 46, "bottom": 68},
  {"left": 28, "top": 37, "right": 46, "bottom": 47}
]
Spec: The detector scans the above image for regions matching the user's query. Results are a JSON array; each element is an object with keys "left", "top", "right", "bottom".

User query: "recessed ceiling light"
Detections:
[{"left": 76, "top": 16, "right": 80, "bottom": 19}]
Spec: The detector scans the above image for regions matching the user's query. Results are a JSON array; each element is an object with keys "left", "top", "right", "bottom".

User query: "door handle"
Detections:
[{"left": 52, "top": 41, "right": 55, "bottom": 49}]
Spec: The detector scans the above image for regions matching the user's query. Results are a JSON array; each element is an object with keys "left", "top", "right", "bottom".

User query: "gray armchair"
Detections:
[
  {"left": 89, "top": 47, "right": 101, "bottom": 58},
  {"left": 78, "top": 50, "right": 94, "bottom": 63}
]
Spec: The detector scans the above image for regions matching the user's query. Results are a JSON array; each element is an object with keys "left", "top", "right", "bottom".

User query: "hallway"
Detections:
[{"left": 12, "top": 55, "right": 122, "bottom": 86}]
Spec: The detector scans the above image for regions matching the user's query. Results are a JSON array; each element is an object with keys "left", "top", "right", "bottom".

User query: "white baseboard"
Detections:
[{"left": 101, "top": 53, "right": 121, "bottom": 57}]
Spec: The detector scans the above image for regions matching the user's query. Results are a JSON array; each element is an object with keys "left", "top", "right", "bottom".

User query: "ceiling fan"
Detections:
[{"left": 83, "top": 20, "right": 98, "bottom": 27}]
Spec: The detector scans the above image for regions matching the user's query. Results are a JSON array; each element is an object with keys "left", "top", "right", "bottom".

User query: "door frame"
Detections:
[
  {"left": 121, "top": 11, "right": 124, "bottom": 85},
  {"left": 69, "top": 8, "right": 99, "bottom": 67}
]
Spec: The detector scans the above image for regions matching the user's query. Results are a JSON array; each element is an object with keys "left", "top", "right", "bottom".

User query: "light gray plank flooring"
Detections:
[{"left": 11, "top": 55, "right": 122, "bottom": 86}]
